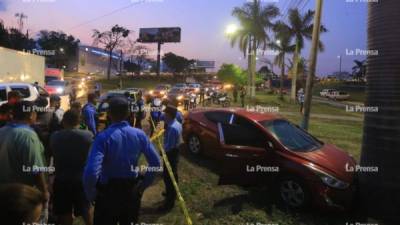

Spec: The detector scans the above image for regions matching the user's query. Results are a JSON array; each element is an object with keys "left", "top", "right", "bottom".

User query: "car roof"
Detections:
[
  {"left": 196, "top": 108, "right": 281, "bottom": 122},
  {"left": 0, "top": 82, "right": 34, "bottom": 87}
]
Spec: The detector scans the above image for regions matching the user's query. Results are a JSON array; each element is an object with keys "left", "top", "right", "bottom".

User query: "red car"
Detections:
[{"left": 183, "top": 108, "right": 357, "bottom": 210}]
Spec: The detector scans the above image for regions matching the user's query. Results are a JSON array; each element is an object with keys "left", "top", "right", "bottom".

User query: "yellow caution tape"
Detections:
[{"left": 149, "top": 114, "right": 193, "bottom": 225}]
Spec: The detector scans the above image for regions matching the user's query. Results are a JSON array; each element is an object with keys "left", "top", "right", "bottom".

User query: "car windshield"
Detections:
[
  {"left": 260, "top": 119, "right": 322, "bottom": 152},
  {"left": 47, "top": 80, "right": 65, "bottom": 86}
]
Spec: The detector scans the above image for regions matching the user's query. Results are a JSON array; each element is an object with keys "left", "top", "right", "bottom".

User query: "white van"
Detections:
[{"left": 0, "top": 83, "right": 49, "bottom": 106}]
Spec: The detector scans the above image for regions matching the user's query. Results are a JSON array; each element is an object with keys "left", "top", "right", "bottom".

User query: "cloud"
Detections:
[{"left": 0, "top": 0, "right": 7, "bottom": 12}]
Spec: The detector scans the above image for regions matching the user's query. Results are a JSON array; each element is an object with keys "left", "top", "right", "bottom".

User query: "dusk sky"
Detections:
[{"left": 0, "top": 0, "right": 367, "bottom": 76}]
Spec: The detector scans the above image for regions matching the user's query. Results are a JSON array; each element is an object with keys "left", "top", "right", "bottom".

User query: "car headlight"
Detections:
[
  {"left": 177, "top": 95, "right": 183, "bottom": 100},
  {"left": 149, "top": 90, "right": 154, "bottom": 95},
  {"left": 317, "top": 171, "right": 349, "bottom": 189},
  {"left": 160, "top": 91, "right": 165, "bottom": 95},
  {"left": 56, "top": 87, "right": 63, "bottom": 94}
]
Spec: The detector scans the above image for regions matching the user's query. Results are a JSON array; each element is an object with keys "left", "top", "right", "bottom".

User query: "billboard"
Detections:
[
  {"left": 195, "top": 60, "right": 215, "bottom": 69},
  {"left": 138, "top": 27, "right": 181, "bottom": 43}
]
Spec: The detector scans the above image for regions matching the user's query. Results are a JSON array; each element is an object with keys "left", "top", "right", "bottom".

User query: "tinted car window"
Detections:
[
  {"left": 261, "top": 119, "right": 322, "bottom": 152},
  {"left": 0, "top": 88, "right": 7, "bottom": 101},
  {"left": 204, "top": 111, "right": 233, "bottom": 124},
  {"left": 10, "top": 86, "right": 30, "bottom": 98},
  {"left": 224, "top": 116, "right": 267, "bottom": 148},
  {"left": 47, "top": 80, "right": 66, "bottom": 86},
  {"left": 36, "top": 86, "right": 49, "bottom": 96}
]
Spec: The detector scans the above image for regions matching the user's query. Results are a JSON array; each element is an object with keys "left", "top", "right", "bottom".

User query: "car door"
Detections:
[
  {"left": 218, "top": 116, "right": 278, "bottom": 187},
  {"left": 198, "top": 111, "right": 233, "bottom": 157}
]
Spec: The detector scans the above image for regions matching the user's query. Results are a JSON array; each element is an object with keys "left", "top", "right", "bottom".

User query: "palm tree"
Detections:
[
  {"left": 269, "top": 30, "right": 295, "bottom": 99},
  {"left": 359, "top": 0, "right": 400, "bottom": 222},
  {"left": 275, "top": 9, "right": 327, "bottom": 101},
  {"left": 351, "top": 59, "right": 366, "bottom": 81},
  {"left": 288, "top": 57, "right": 308, "bottom": 88},
  {"left": 229, "top": 0, "right": 279, "bottom": 98}
]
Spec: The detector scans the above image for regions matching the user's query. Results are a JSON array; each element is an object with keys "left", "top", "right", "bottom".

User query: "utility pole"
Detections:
[
  {"left": 119, "top": 50, "right": 123, "bottom": 89},
  {"left": 156, "top": 41, "right": 162, "bottom": 76},
  {"left": 301, "top": 0, "right": 324, "bottom": 130},
  {"left": 14, "top": 13, "right": 27, "bottom": 33}
]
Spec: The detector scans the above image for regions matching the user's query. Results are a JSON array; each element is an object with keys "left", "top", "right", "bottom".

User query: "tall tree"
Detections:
[
  {"left": 229, "top": 0, "right": 279, "bottom": 98},
  {"left": 132, "top": 45, "right": 150, "bottom": 73},
  {"left": 37, "top": 30, "right": 80, "bottom": 68},
  {"left": 360, "top": 0, "right": 400, "bottom": 222},
  {"left": 0, "top": 21, "right": 35, "bottom": 51},
  {"left": 351, "top": 59, "right": 366, "bottom": 81},
  {"left": 92, "top": 25, "right": 130, "bottom": 80},
  {"left": 288, "top": 57, "right": 308, "bottom": 87},
  {"left": 217, "top": 64, "right": 247, "bottom": 85},
  {"left": 162, "top": 52, "right": 195, "bottom": 75},
  {"left": 275, "top": 9, "right": 327, "bottom": 101},
  {"left": 269, "top": 30, "right": 295, "bottom": 99}
]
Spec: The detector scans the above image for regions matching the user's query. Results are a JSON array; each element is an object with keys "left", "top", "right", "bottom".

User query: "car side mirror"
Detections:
[{"left": 266, "top": 141, "right": 274, "bottom": 151}]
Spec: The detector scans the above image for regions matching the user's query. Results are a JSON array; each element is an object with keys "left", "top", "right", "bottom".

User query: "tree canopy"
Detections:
[{"left": 162, "top": 52, "right": 194, "bottom": 73}]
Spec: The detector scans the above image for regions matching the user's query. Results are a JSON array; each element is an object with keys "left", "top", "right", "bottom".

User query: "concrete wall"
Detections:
[{"left": 0, "top": 47, "right": 45, "bottom": 86}]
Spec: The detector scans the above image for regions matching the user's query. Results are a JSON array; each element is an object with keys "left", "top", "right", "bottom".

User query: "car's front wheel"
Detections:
[
  {"left": 277, "top": 176, "right": 310, "bottom": 210},
  {"left": 187, "top": 134, "right": 202, "bottom": 155}
]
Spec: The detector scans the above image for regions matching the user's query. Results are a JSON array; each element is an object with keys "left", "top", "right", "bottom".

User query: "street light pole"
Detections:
[
  {"left": 301, "top": 0, "right": 324, "bottom": 130},
  {"left": 156, "top": 41, "right": 162, "bottom": 77}
]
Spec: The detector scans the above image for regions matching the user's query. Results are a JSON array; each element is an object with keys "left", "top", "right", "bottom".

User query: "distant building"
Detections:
[
  {"left": 190, "top": 60, "right": 215, "bottom": 73},
  {"left": 327, "top": 71, "right": 353, "bottom": 81},
  {"left": 69, "top": 45, "right": 122, "bottom": 76}
]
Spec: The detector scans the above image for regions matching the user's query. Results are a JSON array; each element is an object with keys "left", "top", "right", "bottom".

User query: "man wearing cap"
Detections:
[
  {"left": 159, "top": 105, "right": 183, "bottom": 211},
  {"left": 82, "top": 93, "right": 98, "bottom": 136},
  {"left": 83, "top": 97, "right": 161, "bottom": 225}
]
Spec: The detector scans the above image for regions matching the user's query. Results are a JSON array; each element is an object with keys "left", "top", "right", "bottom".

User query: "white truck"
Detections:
[
  {"left": 0, "top": 47, "right": 45, "bottom": 86},
  {"left": 0, "top": 47, "right": 70, "bottom": 110}
]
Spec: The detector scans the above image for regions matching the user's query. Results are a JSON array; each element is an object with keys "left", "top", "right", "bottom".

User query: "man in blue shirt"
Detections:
[
  {"left": 83, "top": 97, "right": 161, "bottom": 225},
  {"left": 82, "top": 93, "right": 98, "bottom": 136},
  {"left": 159, "top": 105, "right": 183, "bottom": 212}
]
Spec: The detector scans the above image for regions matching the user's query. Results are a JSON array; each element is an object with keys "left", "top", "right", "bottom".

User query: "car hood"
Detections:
[{"left": 297, "top": 144, "right": 356, "bottom": 182}]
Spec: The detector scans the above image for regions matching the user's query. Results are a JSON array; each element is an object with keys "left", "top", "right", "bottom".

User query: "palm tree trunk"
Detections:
[
  {"left": 279, "top": 53, "right": 285, "bottom": 100},
  {"left": 247, "top": 37, "right": 252, "bottom": 96},
  {"left": 291, "top": 40, "right": 300, "bottom": 101},
  {"left": 359, "top": 0, "right": 400, "bottom": 222},
  {"left": 250, "top": 37, "right": 257, "bottom": 98}
]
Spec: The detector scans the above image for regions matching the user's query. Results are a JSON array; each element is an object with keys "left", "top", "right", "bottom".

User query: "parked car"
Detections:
[
  {"left": 45, "top": 80, "right": 72, "bottom": 96},
  {"left": 0, "top": 83, "right": 49, "bottom": 106},
  {"left": 166, "top": 87, "right": 186, "bottom": 106},
  {"left": 183, "top": 108, "right": 357, "bottom": 210},
  {"left": 320, "top": 89, "right": 337, "bottom": 97},
  {"left": 148, "top": 84, "right": 171, "bottom": 99},
  {"left": 327, "top": 91, "right": 350, "bottom": 101},
  {"left": 187, "top": 83, "right": 201, "bottom": 93},
  {"left": 173, "top": 83, "right": 188, "bottom": 90}
]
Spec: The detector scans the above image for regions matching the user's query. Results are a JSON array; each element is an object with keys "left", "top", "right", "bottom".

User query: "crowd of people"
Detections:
[{"left": 0, "top": 89, "right": 183, "bottom": 225}]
